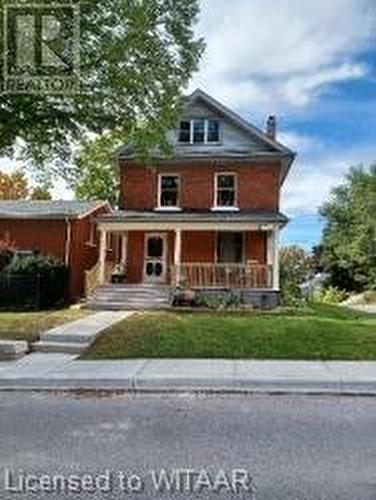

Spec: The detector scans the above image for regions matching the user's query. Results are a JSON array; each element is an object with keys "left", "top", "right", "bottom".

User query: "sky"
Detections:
[
  {"left": 1, "top": 0, "right": 375, "bottom": 250},
  {"left": 191, "top": 0, "right": 376, "bottom": 248}
]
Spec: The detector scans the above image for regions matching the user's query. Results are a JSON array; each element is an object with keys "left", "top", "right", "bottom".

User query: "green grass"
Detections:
[
  {"left": 83, "top": 304, "right": 376, "bottom": 361},
  {"left": 0, "top": 308, "right": 91, "bottom": 343}
]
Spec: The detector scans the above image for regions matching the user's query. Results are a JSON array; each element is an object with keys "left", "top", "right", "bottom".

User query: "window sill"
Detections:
[
  {"left": 154, "top": 207, "right": 182, "bottom": 212},
  {"left": 177, "top": 141, "right": 222, "bottom": 146},
  {"left": 211, "top": 206, "right": 240, "bottom": 212}
]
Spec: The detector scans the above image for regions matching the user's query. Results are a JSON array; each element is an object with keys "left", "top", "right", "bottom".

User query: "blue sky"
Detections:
[{"left": 192, "top": 0, "right": 376, "bottom": 249}]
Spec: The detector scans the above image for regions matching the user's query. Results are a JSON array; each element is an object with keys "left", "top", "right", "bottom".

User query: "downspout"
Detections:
[{"left": 64, "top": 217, "right": 72, "bottom": 266}]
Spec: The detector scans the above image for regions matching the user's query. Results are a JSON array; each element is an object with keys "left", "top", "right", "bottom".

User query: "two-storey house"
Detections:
[{"left": 94, "top": 89, "right": 295, "bottom": 308}]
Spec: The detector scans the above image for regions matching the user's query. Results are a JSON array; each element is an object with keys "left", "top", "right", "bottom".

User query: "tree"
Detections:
[
  {"left": 0, "top": 0, "right": 204, "bottom": 180},
  {"left": 320, "top": 165, "right": 376, "bottom": 291},
  {"left": 69, "top": 134, "right": 120, "bottom": 205},
  {"left": 0, "top": 170, "right": 29, "bottom": 200},
  {"left": 280, "top": 245, "right": 311, "bottom": 303},
  {"left": 30, "top": 185, "right": 52, "bottom": 200},
  {"left": 0, "top": 169, "right": 52, "bottom": 200}
]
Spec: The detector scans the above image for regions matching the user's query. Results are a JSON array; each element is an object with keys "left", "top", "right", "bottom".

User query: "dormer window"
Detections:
[{"left": 178, "top": 119, "right": 220, "bottom": 144}]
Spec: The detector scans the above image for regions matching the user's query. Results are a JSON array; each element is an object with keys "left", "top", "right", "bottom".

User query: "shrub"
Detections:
[
  {"left": 194, "top": 290, "right": 244, "bottom": 309},
  {"left": 313, "top": 286, "right": 348, "bottom": 304},
  {"left": 5, "top": 253, "right": 65, "bottom": 275},
  {"left": 0, "top": 237, "right": 15, "bottom": 271},
  {"left": 1, "top": 254, "right": 69, "bottom": 309}
]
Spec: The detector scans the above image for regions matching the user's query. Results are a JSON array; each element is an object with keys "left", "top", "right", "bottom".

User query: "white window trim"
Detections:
[
  {"left": 212, "top": 172, "right": 239, "bottom": 211},
  {"left": 156, "top": 173, "right": 181, "bottom": 210},
  {"left": 86, "top": 219, "right": 97, "bottom": 247},
  {"left": 178, "top": 118, "right": 221, "bottom": 145}
]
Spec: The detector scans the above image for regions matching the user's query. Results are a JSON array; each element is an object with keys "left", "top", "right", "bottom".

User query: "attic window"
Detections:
[{"left": 178, "top": 119, "right": 220, "bottom": 144}]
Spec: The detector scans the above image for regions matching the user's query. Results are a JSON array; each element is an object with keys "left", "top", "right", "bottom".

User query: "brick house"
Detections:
[
  {"left": 94, "top": 89, "right": 296, "bottom": 307},
  {"left": 0, "top": 200, "right": 110, "bottom": 301}
]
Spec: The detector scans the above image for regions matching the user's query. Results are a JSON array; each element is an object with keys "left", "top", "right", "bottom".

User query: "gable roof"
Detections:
[
  {"left": 186, "top": 88, "right": 294, "bottom": 155},
  {"left": 0, "top": 200, "right": 110, "bottom": 220},
  {"left": 116, "top": 89, "right": 296, "bottom": 184}
]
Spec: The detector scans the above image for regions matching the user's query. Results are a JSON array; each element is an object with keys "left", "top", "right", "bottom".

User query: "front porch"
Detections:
[{"left": 86, "top": 212, "right": 283, "bottom": 301}]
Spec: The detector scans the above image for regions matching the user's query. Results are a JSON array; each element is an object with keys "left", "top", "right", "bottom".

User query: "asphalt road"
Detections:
[{"left": 1, "top": 392, "right": 376, "bottom": 500}]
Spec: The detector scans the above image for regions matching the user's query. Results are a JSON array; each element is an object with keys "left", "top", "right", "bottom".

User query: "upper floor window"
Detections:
[
  {"left": 178, "top": 119, "right": 220, "bottom": 144},
  {"left": 158, "top": 174, "right": 180, "bottom": 208},
  {"left": 215, "top": 173, "right": 237, "bottom": 208}
]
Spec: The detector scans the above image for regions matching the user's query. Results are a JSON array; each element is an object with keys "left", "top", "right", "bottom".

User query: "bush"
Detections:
[
  {"left": 5, "top": 253, "right": 64, "bottom": 275},
  {"left": 313, "top": 286, "right": 348, "bottom": 304},
  {"left": 0, "top": 237, "right": 15, "bottom": 271},
  {"left": 194, "top": 290, "right": 244, "bottom": 309},
  {"left": 1, "top": 254, "right": 69, "bottom": 309}
]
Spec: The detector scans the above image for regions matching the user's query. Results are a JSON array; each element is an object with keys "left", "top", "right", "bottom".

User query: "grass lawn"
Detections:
[
  {"left": 83, "top": 304, "right": 376, "bottom": 361},
  {"left": 0, "top": 308, "right": 91, "bottom": 343}
]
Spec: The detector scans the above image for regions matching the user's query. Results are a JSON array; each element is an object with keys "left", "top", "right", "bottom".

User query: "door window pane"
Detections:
[{"left": 147, "top": 237, "right": 163, "bottom": 258}]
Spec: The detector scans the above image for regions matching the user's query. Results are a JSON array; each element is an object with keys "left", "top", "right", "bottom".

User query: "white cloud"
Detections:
[
  {"left": 281, "top": 138, "right": 376, "bottom": 215},
  {"left": 193, "top": 0, "right": 376, "bottom": 111}
]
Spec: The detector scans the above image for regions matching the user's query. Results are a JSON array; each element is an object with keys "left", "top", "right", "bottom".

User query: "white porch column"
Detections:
[
  {"left": 174, "top": 229, "right": 182, "bottom": 285},
  {"left": 121, "top": 232, "right": 128, "bottom": 267},
  {"left": 98, "top": 229, "right": 107, "bottom": 285},
  {"left": 267, "top": 227, "right": 280, "bottom": 290}
]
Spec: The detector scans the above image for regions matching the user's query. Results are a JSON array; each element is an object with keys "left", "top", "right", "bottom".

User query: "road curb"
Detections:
[{"left": 2, "top": 378, "right": 376, "bottom": 395}]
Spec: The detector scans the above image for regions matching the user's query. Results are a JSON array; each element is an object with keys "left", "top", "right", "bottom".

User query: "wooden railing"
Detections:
[
  {"left": 84, "top": 261, "right": 115, "bottom": 297},
  {"left": 172, "top": 263, "right": 273, "bottom": 289}
]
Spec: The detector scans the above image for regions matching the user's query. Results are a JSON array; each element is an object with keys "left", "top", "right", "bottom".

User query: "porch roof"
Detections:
[{"left": 96, "top": 210, "right": 288, "bottom": 230}]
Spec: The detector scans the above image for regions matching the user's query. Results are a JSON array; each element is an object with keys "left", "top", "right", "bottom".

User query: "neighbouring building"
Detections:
[
  {"left": 94, "top": 89, "right": 296, "bottom": 308},
  {"left": 0, "top": 200, "right": 110, "bottom": 301}
]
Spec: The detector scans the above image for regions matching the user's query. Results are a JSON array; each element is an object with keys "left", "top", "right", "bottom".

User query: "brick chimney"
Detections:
[{"left": 266, "top": 115, "right": 277, "bottom": 140}]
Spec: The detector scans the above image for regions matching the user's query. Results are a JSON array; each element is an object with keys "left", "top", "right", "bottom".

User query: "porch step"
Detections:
[
  {"left": 31, "top": 341, "right": 89, "bottom": 354},
  {"left": 85, "top": 284, "right": 172, "bottom": 311}
]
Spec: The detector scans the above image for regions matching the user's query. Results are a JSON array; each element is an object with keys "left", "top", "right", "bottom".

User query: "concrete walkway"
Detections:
[
  {"left": 2, "top": 357, "right": 376, "bottom": 394},
  {"left": 32, "top": 311, "right": 134, "bottom": 354}
]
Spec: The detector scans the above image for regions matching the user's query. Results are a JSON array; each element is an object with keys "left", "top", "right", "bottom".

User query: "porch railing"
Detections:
[
  {"left": 84, "top": 261, "right": 115, "bottom": 297},
  {"left": 172, "top": 263, "right": 273, "bottom": 289}
]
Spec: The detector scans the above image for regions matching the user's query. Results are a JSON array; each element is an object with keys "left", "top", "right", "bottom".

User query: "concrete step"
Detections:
[
  {"left": 42, "top": 332, "right": 94, "bottom": 344},
  {"left": 88, "top": 293, "right": 170, "bottom": 299},
  {"left": 31, "top": 341, "right": 90, "bottom": 354},
  {"left": 85, "top": 302, "right": 170, "bottom": 311},
  {"left": 86, "top": 285, "right": 172, "bottom": 311}
]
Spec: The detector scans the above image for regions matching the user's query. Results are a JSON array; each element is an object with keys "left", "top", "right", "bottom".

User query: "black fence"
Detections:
[{"left": 0, "top": 272, "right": 68, "bottom": 310}]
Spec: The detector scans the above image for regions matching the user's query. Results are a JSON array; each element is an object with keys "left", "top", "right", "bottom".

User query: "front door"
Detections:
[{"left": 144, "top": 234, "right": 167, "bottom": 283}]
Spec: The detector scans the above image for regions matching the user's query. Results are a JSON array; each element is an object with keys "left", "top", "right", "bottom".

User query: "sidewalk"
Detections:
[{"left": 2, "top": 355, "right": 376, "bottom": 394}]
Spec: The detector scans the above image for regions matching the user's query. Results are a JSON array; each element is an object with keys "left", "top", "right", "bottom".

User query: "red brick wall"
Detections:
[
  {"left": 245, "top": 231, "right": 267, "bottom": 264},
  {"left": 126, "top": 231, "right": 145, "bottom": 283},
  {"left": 119, "top": 161, "right": 280, "bottom": 211},
  {"left": 0, "top": 219, "right": 66, "bottom": 260},
  {"left": 0, "top": 204, "right": 111, "bottom": 302},
  {"left": 68, "top": 204, "right": 111, "bottom": 299},
  {"left": 181, "top": 231, "right": 215, "bottom": 262}
]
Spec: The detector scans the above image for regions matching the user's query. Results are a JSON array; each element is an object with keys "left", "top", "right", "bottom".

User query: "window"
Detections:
[
  {"left": 178, "top": 121, "right": 191, "bottom": 143},
  {"left": 87, "top": 219, "right": 97, "bottom": 246},
  {"left": 215, "top": 173, "right": 237, "bottom": 208},
  {"left": 159, "top": 174, "right": 180, "bottom": 208},
  {"left": 178, "top": 119, "right": 220, "bottom": 144},
  {"left": 217, "top": 232, "right": 243, "bottom": 263},
  {"left": 207, "top": 119, "right": 220, "bottom": 142}
]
